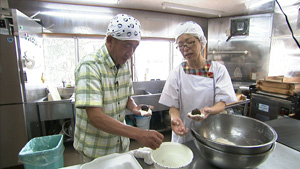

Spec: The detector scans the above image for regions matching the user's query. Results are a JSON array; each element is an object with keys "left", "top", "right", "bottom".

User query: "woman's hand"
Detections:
[
  {"left": 187, "top": 107, "right": 211, "bottom": 121},
  {"left": 171, "top": 117, "right": 188, "bottom": 136},
  {"left": 188, "top": 101, "right": 226, "bottom": 121}
]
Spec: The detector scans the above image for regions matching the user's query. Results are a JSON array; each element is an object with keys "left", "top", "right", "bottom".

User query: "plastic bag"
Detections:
[{"left": 19, "top": 134, "right": 64, "bottom": 167}]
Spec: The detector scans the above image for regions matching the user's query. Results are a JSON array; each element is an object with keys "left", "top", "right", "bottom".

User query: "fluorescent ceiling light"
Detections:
[
  {"left": 246, "top": 0, "right": 273, "bottom": 10},
  {"left": 40, "top": 11, "right": 113, "bottom": 20},
  {"left": 30, "top": 11, "right": 41, "bottom": 19},
  {"left": 274, "top": 4, "right": 300, "bottom": 15},
  {"left": 43, "top": 3, "right": 113, "bottom": 13},
  {"left": 46, "top": 0, "right": 119, "bottom": 5},
  {"left": 162, "top": 2, "right": 223, "bottom": 17},
  {"left": 82, "top": 0, "right": 119, "bottom": 4}
]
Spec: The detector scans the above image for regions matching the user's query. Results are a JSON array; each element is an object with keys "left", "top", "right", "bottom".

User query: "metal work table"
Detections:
[
  {"left": 136, "top": 140, "right": 300, "bottom": 169},
  {"left": 62, "top": 116, "right": 300, "bottom": 169},
  {"left": 265, "top": 117, "right": 300, "bottom": 151},
  {"left": 63, "top": 141, "right": 300, "bottom": 169},
  {"left": 36, "top": 97, "right": 75, "bottom": 137},
  {"left": 225, "top": 99, "right": 250, "bottom": 116}
]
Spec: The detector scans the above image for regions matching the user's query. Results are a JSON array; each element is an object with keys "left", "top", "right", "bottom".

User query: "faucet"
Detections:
[{"left": 144, "top": 90, "right": 152, "bottom": 95}]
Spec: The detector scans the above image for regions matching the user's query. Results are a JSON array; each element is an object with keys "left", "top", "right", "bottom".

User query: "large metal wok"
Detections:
[{"left": 191, "top": 114, "right": 277, "bottom": 155}]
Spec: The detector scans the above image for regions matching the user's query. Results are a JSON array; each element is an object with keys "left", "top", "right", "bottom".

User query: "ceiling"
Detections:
[
  {"left": 4, "top": 0, "right": 299, "bottom": 35},
  {"left": 37, "top": 0, "right": 279, "bottom": 18}
]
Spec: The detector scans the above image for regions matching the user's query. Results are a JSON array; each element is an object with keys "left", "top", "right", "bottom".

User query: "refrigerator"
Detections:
[{"left": 0, "top": 9, "right": 43, "bottom": 168}]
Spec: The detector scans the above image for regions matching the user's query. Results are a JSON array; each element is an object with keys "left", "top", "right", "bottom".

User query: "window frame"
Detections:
[{"left": 42, "top": 34, "right": 180, "bottom": 85}]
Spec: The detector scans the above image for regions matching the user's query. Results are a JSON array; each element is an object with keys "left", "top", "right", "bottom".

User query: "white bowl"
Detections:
[{"left": 150, "top": 142, "right": 193, "bottom": 169}]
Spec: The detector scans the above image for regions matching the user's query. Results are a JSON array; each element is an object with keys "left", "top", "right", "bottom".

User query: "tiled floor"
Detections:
[
  {"left": 63, "top": 130, "right": 172, "bottom": 167},
  {"left": 63, "top": 141, "right": 81, "bottom": 167}
]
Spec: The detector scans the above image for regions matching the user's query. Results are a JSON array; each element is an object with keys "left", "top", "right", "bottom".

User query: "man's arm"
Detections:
[
  {"left": 126, "top": 96, "right": 140, "bottom": 115},
  {"left": 86, "top": 107, "right": 164, "bottom": 149}
]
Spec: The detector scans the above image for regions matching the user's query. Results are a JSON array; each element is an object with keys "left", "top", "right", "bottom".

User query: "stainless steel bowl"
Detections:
[
  {"left": 191, "top": 114, "right": 277, "bottom": 154},
  {"left": 194, "top": 138, "right": 276, "bottom": 169}
]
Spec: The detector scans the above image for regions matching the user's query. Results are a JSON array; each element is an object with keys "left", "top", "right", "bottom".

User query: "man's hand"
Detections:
[
  {"left": 133, "top": 104, "right": 154, "bottom": 116},
  {"left": 136, "top": 130, "right": 164, "bottom": 150}
]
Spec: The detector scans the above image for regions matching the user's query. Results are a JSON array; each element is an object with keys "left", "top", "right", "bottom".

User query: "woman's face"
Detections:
[
  {"left": 176, "top": 34, "right": 202, "bottom": 61},
  {"left": 107, "top": 36, "right": 140, "bottom": 66}
]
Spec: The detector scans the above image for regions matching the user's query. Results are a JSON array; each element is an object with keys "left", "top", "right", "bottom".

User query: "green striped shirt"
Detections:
[{"left": 73, "top": 43, "right": 133, "bottom": 158}]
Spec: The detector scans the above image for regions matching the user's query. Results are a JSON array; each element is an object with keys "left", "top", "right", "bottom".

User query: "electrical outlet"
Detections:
[
  {"left": 0, "top": 19, "right": 6, "bottom": 28},
  {"left": 230, "top": 18, "right": 250, "bottom": 36},
  {"left": 236, "top": 21, "right": 245, "bottom": 31}
]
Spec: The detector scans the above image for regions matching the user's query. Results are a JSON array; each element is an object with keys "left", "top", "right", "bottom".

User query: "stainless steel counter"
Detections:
[
  {"left": 265, "top": 117, "right": 300, "bottom": 151},
  {"left": 62, "top": 141, "right": 300, "bottom": 169},
  {"left": 36, "top": 97, "right": 75, "bottom": 122},
  {"left": 136, "top": 141, "right": 300, "bottom": 169},
  {"left": 36, "top": 96, "right": 75, "bottom": 137},
  {"left": 62, "top": 115, "right": 300, "bottom": 169}
]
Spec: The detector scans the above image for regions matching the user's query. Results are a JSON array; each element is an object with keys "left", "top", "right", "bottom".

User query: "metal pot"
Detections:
[
  {"left": 191, "top": 114, "right": 277, "bottom": 155},
  {"left": 193, "top": 137, "right": 276, "bottom": 169}
]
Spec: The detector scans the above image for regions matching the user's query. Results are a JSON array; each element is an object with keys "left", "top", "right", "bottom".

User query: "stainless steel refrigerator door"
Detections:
[
  {"left": 0, "top": 35, "right": 24, "bottom": 105},
  {"left": 0, "top": 104, "right": 27, "bottom": 168}
]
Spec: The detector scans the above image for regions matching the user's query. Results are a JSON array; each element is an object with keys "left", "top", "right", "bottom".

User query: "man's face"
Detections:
[{"left": 107, "top": 36, "right": 140, "bottom": 66}]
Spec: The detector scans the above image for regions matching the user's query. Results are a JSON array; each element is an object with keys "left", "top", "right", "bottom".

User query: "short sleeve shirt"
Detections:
[{"left": 73, "top": 43, "right": 134, "bottom": 158}]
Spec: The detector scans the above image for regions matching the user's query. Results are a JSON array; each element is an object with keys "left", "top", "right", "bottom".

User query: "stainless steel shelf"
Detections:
[{"left": 208, "top": 50, "right": 249, "bottom": 54}]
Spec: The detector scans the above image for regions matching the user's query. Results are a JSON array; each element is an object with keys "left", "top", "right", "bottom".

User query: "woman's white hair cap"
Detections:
[
  {"left": 107, "top": 14, "right": 141, "bottom": 41},
  {"left": 174, "top": 21, "right": 207, "bottom": 49}
]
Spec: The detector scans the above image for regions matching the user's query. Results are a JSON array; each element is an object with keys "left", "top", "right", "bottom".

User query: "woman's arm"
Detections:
[
  {"left": 169, "top": 107, "right": 189, "bottom": 136},
  {"left": 205, "top": 101, "right": 226, "bottom": 114}
]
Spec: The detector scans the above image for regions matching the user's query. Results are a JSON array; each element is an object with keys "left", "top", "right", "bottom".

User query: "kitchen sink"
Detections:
[
  {"left": 131, "top": 93, "right": 167, "bottom": 111},
  {"left": 57, "top": 87, "right": 75, "bottom": 99},
  {"left": 133, "top": 80, "right": 165, "bottom": 95},
  {"left": 36, "top": 87, "right": 75, "bottom": 121},
  {"left": 127, "top": 81, "right": 169, "bottom": 114},
  {"left": 36, "top": 96, "right": 75, "bottom": 121},
  {"left": 36, "top": 95, "right": 75, "bottom": 136}
]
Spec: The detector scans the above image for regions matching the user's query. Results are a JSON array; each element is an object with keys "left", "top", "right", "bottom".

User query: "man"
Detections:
[{"left": 73, "top": 14, "right": 164, "bottom": 162}]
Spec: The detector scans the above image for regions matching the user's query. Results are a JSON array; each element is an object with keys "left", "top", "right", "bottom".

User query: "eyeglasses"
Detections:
[{"left": 176, "top": 41, "right": 195, "bottom": 50}]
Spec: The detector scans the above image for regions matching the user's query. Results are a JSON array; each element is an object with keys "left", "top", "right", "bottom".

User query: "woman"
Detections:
[{"left": 159, "top": 21, "right": 237, "bottom": 143}]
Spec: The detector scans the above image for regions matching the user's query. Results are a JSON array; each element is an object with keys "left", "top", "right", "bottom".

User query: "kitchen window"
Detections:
[
  {"left": 43, "top": 36, "right": 182, "bottom": 86},
  {"left": 77, "top": 38, "right": 105, "bottom": 60},
  {"left": 43, "top": 37, "right": 76, "bottom": 86},
  {"left": 134, "top": 40, "right": 170, "bottom": 81}
]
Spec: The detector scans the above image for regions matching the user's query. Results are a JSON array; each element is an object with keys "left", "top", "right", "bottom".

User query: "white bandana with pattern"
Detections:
[{"left": 106, "top": 14, "right": 141, "bottom": 41}]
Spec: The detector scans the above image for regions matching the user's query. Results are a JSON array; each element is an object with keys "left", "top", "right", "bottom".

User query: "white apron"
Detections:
[{"left": 173, "top": 67, "right": 214, "bottom": 143}]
